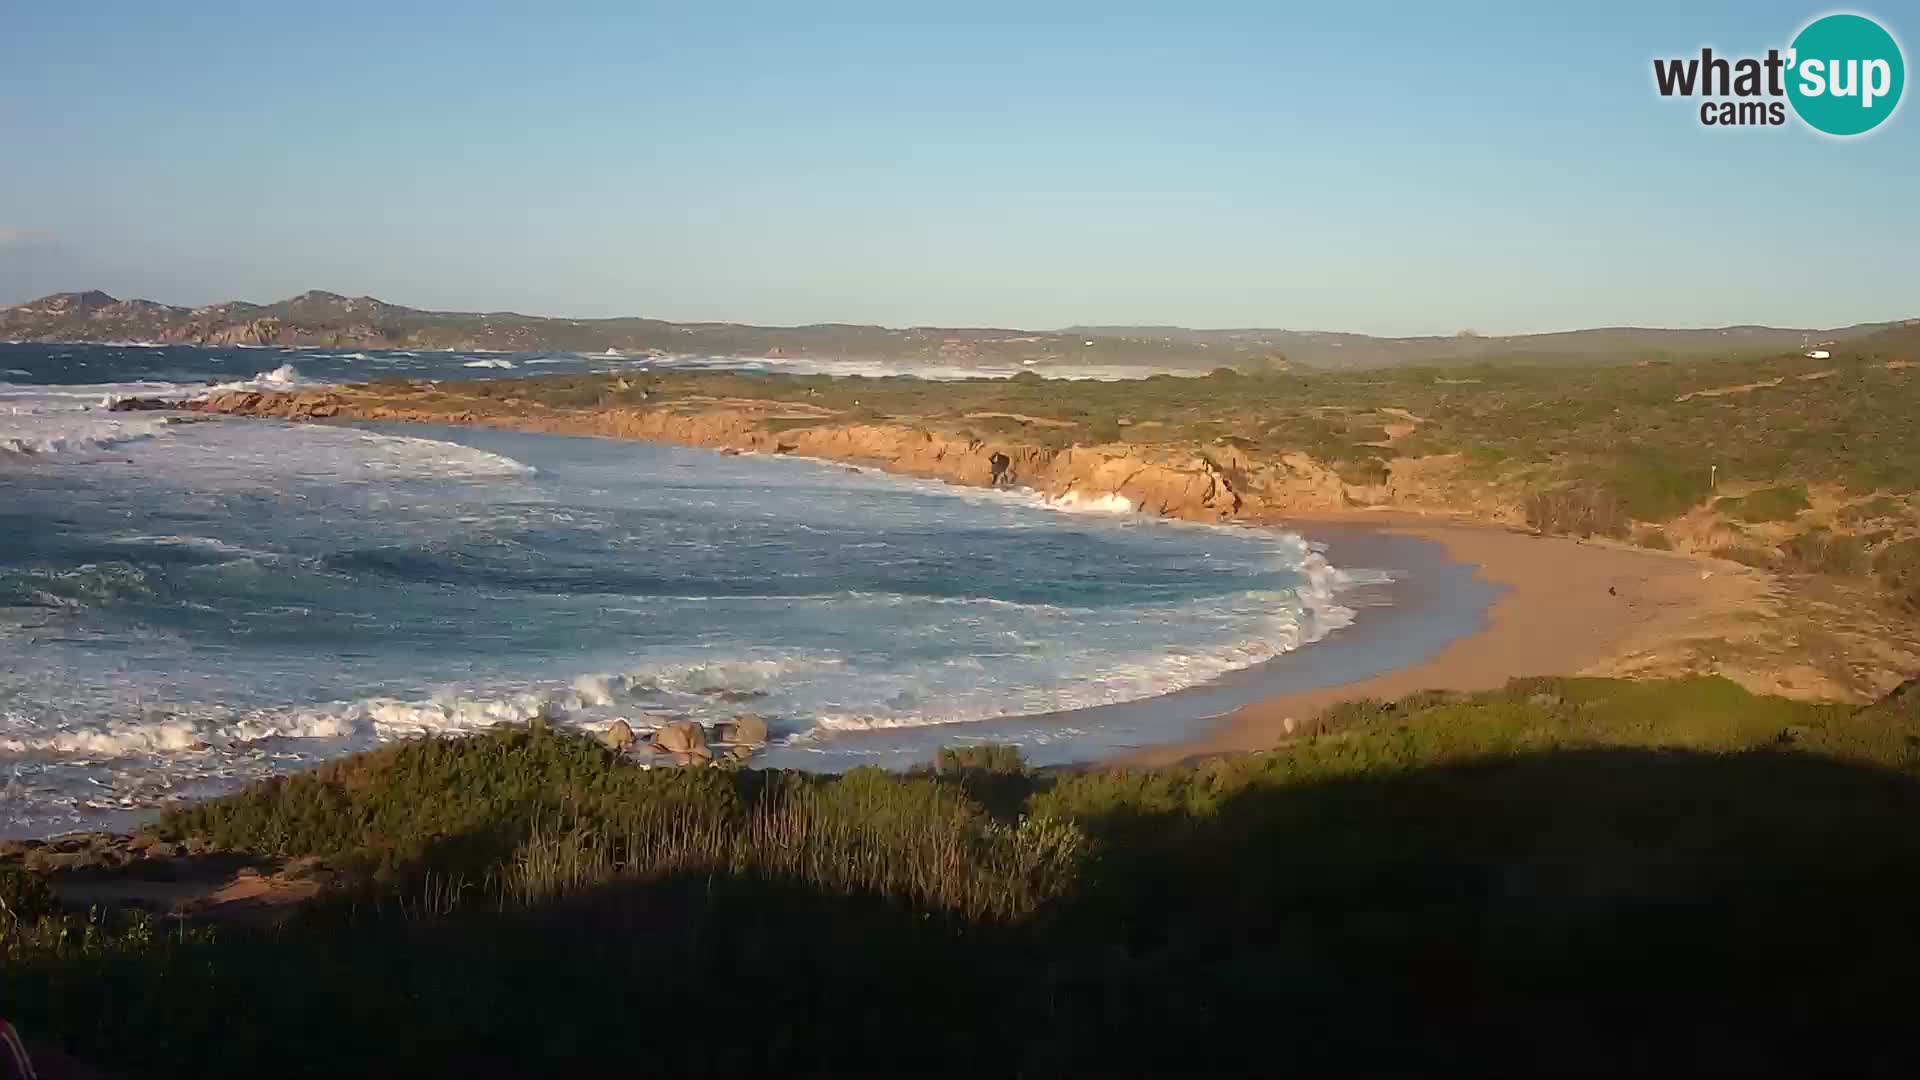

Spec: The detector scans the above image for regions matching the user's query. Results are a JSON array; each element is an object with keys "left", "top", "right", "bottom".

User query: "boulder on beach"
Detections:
[
  {"left": 603, "top": 719, "right": 636, "bottom": 752},
  {"left": 719, "top": 713, "right": 769, "bottom": 745},
  {"left": 653, "top": 720, "right": 710, "bottom": 756}
]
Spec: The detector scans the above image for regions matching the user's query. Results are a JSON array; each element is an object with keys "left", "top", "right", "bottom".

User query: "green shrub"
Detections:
[
  {"left": 931, "top": 744, "right": 1028, "bottom": 776},
  {"left": 1595, "top": 452, "right": 1714, "bottom": 520},
  {"left": 0, "top": 865, "right": 55, "bottom": 926},
  {"left": 1716, "top": 484, "right": 1811, "bottom": 523},
  {"left": 18, "top": 677, "right": 1920, "bottom": 1074},
  {"left": 155, "top": 725, "right": 745, "bottom": 874}
]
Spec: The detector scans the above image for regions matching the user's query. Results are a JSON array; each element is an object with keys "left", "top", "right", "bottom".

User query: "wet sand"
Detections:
[{"left": 1123, "top": 511, "right": 1769, "bottom": 765}]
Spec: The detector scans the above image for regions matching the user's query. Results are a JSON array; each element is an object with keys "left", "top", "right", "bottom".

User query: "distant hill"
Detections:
[
  {"left": 1, "top": 289, "right": 1903, "bottom": 370},
  {"left": 1061, "top": 322, "right": 1905, "bottom": 369}
]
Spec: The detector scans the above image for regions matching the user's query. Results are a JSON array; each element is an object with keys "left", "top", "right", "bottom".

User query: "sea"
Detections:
[{"left": 0, "top": 343, "right": 1490, "bottom": 836}]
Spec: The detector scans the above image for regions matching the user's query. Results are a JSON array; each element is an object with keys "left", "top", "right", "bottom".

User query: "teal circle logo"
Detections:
[{"left": 1787, "top": 13, "right": 1905, "bottom": 135}]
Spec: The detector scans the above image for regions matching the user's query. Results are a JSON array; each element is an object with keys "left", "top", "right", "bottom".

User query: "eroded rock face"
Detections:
[{"left": 192, "top": 390, "right": 1383, "bottom": 523}]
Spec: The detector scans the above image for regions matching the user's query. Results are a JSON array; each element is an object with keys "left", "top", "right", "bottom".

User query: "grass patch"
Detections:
[{"left": 1717, "top": 483, "right": 1812, "bottom": 523}]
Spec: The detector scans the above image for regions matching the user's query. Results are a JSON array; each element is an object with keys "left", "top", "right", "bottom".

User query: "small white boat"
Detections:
[{"left": 604, "top": 347, "right": 620, "bottom": 356}]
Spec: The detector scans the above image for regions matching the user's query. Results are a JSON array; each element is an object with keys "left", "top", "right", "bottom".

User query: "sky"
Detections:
[{"left": 0, "top": 1, "right": 1914, "bottom": 335}]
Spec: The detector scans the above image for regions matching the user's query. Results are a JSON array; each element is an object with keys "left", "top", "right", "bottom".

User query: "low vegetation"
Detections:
[
  {"left": 8, "top": 675, "right": 1920, "bottom": 1074},
  {"left": 339, "top": 321, "right": 1920, "bottom": 615},
  {"left": 1716, "top": 483, "right": 1812, "bottom": 523}
]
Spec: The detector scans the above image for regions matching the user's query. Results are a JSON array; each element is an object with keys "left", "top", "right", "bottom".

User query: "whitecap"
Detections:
[{"left": 1047, "top": 491, "right": 1135, "bottom": 514}]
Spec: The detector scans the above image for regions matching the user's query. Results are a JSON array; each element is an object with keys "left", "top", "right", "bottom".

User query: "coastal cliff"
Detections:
[{"left": 187, "top": 386, "right": 1362, "bottom": 523}]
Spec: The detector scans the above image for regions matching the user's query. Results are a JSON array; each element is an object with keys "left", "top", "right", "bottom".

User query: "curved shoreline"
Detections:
[
  {"left": 1124, "top": 511, "right": 1773, "bottom": 765},
  {"left": 166, "top": 396, "right": 1779, "bottom": 768},
  {"left": 754, "top": 519, "right": 1503, "bottom": 771}
]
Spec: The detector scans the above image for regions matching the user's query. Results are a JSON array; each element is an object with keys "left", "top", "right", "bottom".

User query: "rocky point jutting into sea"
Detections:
[{"left": 181, "top": 385, "right": 1357, "bottom": 522}]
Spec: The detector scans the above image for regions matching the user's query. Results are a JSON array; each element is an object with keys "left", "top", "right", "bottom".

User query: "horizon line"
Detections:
[{"left": 8, "top": 286, "right": 1914, "bottom": 342}]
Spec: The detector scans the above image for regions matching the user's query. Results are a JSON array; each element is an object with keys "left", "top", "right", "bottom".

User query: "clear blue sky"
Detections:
[{"left": 1, "top": 1, "right": 1913, "bottom": 334}]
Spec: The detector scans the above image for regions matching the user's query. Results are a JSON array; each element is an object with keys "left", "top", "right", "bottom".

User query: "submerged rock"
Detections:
[{"left": 106, "top": 396, "right": 175, "bottom": 412}]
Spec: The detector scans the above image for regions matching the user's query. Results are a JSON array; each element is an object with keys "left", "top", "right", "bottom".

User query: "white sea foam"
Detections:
[
  {"left": 1047, "top": 491, "right": 1135, "bottom": 514},
  {"left": 463, "top": 358, "right": 516, "bottom": 370},
  {"left": 206, "top": 362, "right": 308, "bottom": 394},
  {"left": 0, "top": 382, "right": 191, "bottom": 455},
  {"left": 363, "top": 691, "right": 567, "bottom": 737},
  {"left": 337, "top": 429, "right": 536, "bottom": 479},
  {"left": 101, "top": 533, "right": 268, "bottom": 559},
  {"left": 0, "top": 365, "right": 329, "bottom": 457},
  {"left": 0, "top": 706, "right": 361, "bottom": 758}
]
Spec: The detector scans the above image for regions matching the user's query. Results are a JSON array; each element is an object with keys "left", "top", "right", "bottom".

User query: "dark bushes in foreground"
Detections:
[{"left": 9, "top": 676, "right": 1920, "bottom": 1076}]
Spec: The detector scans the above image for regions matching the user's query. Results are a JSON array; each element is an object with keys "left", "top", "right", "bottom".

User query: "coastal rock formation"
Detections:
[
  {"left": 652, "top": 720, "right": 711, "bottom": 760},
  {"left": 195, "top": 317, "right": 283, "bottom": 347},
  {"left": 105, "top": 396, "right": 174, "bottom": 412},
  {"left": 189, "top": 389, "right": 1364, "bottom": 524},
  {"left": 718, "top": 714, "right": 769, "bottom": 745},
  {"left": 603, "top": 719, "right": 636, "bottom": 752}
]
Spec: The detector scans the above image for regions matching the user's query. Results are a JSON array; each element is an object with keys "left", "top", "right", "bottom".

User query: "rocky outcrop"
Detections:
[
  {"left": 603, "top": 719, "right": 636, "bottom": 752},
  {"left": 652, "top": 714, "right": 714, "bottom": 757},
  {"left": 106, "top": 396, "right": 174, "bottom": 412},
  {"left": 718, "top": 714, "right": 769, "bottom": 745},
  {"left": 195, "top": 389, "right": 343, "bottom": 419},
  {"left": 190, "top": 389, "right": 1375, "bottom": 524},
  {"left": 193, "top": 317, "right": 283, "bottom": 347}
]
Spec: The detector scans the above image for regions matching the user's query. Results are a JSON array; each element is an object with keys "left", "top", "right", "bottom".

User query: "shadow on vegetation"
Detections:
[{"left": 8, "top": 678, "right": 1920, "bottom": 1076}]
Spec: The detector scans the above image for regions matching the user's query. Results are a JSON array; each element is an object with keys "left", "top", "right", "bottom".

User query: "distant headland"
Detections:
[{"left": 2, "top": 288, "right": 1905, "bottom": 370}]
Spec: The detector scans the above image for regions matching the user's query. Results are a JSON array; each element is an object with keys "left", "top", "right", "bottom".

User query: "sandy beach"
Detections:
[{"left": 1125, "top": 510, "right": 1774, "bottom": 765}]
